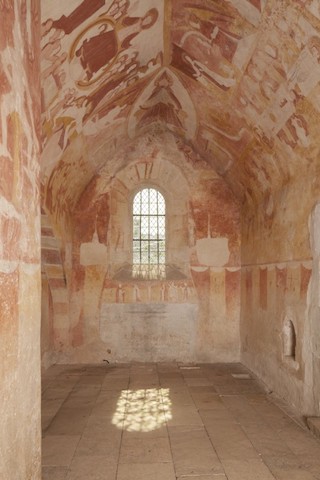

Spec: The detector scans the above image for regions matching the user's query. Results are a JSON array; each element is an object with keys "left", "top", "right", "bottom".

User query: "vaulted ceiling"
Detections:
[{"left": 41, "top": 0, "right": 320, "bottom": 220}]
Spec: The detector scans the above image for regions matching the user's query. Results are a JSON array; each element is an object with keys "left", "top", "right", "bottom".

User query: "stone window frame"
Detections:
[
  {"left": 130, "top": 183, "right": 169, "bottom": 280},
  {"left": 132, "top": 185, "right": 166, "bottom": 262},
  {"left": 108, "top": 160, "right": 191, "bottom": 281}
]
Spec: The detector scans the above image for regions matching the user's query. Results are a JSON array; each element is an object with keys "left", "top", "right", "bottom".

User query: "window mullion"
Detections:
[
  {"left": 157, "top": 214, "right": 159, "bottom": 264},
  {"left": 148, "top": 214, "right": 150, "bottom": 265},
  {"left": 148, "top": 189, "right": 150, "bottom": 266},
  {"left": 139, "top": 211, "right": 142, "bottom": 264}
]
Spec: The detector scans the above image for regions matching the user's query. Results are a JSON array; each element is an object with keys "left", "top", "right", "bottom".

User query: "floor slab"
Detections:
[{"left": 42, "top": 363, "right": 320, "bottom": 480}]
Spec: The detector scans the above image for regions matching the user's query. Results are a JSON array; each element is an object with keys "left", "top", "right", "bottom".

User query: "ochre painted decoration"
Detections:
[
  {"left": 38, "top": 1, "right": 320, "bottom": 409},
  {"left": 128, "top": 68, "right": 197, "bottom": 139}
]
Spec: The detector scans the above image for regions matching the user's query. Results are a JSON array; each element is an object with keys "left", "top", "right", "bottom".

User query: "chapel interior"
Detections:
[{"left": 2, "top": 0, "right": 320, "bottom": 479}]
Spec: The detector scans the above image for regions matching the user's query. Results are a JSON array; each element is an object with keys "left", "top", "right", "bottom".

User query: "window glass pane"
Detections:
[
  {"left": 158, "top": 217, "right": 165, "bottom": 238},
  {"left": 149, "top": 216, "right": 158, "bottom": 237},
  {"left": 141, "top": 189, "right": 149, "bottom": 205},
  {"left": 141, "top": 251, "right": 149, "bottom": 264},
  {"left": 133, "top": 217, "right": 140, "bottom": 238},
  {"left": 158, "top": 194, "right": 165, "bottom": 214},
  {"left": 158, "top": 216, "right": 165, "bottom": 228},
  {"left": 149, "top": 243, "right": 158, "bottom": 262},
  {"left": 141, "top": 203, "right": 148, "bottom": 215},
  {"left": 159, "top": 240, "right": 165, "bottom": 252},
  {"left": 133, "top": 239, "right": 140, "bottom": 264},
  {"left": 141, "top": 217, "right": 149, "bottom": 239},
  {"left": 158, "top": 227, "right": 165, "bottom": 239},
  {"left": 149, "top": 189, "right": 157, "bottom": 202},
  {"left": 149, "top": 189, "right": 158, "bottom": 214},
  {"left": 132, "top": 188, "right": 166, "bottom": 268},
  {"left": 149, "top": 202, "right": 158, "bottom": 215},
  {"left": 133, "top": 201, "right": 140, "bottom": 215},
  {"left": 159, "top": 252, "right": 165, "bottom": 264},
  {"left": 133, "top": 251, "right": 140, "bottom": 264},
  {"left": 133, "top": 240, "right": 140, "bottom": 251},
  {"left": 141, "top": 240, "right": 149, "bottom": 253}
]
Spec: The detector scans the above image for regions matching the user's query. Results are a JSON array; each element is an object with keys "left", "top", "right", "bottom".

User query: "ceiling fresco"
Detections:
[{"left": 41, "top": 0, "right": 320, "bottom": 215}]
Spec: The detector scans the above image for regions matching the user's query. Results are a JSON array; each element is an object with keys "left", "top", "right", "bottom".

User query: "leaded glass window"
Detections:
[{"left": 133, "top": 188, "right": 165, "bottom": 279}]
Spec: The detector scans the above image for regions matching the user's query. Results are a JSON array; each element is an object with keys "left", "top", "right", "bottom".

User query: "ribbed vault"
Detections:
[
  {"left": 38, "top": 0, "right": 320, "bottom": 416},
  {"left": 41, "top": 0, "right": 320, "bottom": 224}
]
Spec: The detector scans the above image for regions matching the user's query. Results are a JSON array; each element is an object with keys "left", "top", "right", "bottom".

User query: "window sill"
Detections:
[{"left": 113, "top": 263, "right": 187, "bottom": 282}]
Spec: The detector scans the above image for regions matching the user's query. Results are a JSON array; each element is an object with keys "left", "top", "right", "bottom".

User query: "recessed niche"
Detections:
[
  {"left": 282, "top": 317, "right": 299, "bottom": 370},
  {"left": 283, "top": 319, "right": 296, "bottom": 359}
]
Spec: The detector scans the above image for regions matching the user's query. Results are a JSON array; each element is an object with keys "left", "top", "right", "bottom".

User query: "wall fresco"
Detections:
[
  {"left": 53, "top": 132, "right": 241, "bottom": 363},
  {"left": 38, "top": 0, "right": 320, "bottom": 413},
  {"left": 0, "top": 1, "right": 41, "bottom": 479},
  {"left": 128, "top": 68, "right": 197, "bottom": 140},
  {"left": 240, "top": 170, "right": 320, "bottom": 416},
  {"left": 2, "top": 1, "right": 320, "bottom": 475},
  {"left": 40, "top": 0, "right": 320, "bottom": 211},
  {"left": 241, "top": 260, "right": 313, "bottom": 402},
  {"left": 170, "top": 1, "right": 260, "bottom": 93},
  {"left": 41, "top": 0, "right": 163, "bottom": 169}
]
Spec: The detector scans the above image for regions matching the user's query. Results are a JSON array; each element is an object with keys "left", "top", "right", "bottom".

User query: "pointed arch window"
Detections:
[{"left": 132, "top": 188, "right": 166, "bottom": 279}]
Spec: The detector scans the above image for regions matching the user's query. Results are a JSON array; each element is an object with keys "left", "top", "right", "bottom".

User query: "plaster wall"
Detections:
[
  {"left": 46, "top": 132, "right": 241, "bottom": 364},
  {"left": 241, "top": 176, "right": 320, "bottom": 415},
  {"left": 41, "top": 212, "right": 69, "bottom": 368},
  {"left": 0, "top": 1, "right": 41, "bottom": 478},
  {"left": 37, "top": 0, "right": 320, "bottom": 418}
]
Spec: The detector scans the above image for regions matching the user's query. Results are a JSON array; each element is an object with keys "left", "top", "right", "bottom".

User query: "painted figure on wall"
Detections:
[
  {"left": 116, "top": 283, "right": 125, "bottom": 303},
  {"left": 171, "top": 3, "right": 256, "bottom": 92},
  {"left": 180, "top": 9, "right": 239, "bottom": 89},
  {"left": 75, "top": 21, "right": 118, "bottom": 81},
  {"left": 278, "top": 113, "right": 310, "bottom": 150},
  {"left": 70, "top": 8, "right": 159, "bottom": 86},
  {"left": 41, "top": 1, "right": 161, "bottom": 153}
]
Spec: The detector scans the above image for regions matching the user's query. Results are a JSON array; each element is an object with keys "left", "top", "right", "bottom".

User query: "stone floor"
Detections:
[{"left": 42, "top": 363, "right": 320, "bottom": 480}]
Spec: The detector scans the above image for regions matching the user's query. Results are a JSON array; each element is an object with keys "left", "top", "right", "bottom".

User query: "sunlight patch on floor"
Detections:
[{"left": 112, "top": 388, "right": 171, "bottom": 432}]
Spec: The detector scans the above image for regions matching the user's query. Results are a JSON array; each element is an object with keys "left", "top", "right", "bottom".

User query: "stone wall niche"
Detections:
[
  {"left": 283, "top": 319, "right": 296, "bottom": 359},
  {"left": 282, "top": 315, "right": 299, "bottom": 370}
]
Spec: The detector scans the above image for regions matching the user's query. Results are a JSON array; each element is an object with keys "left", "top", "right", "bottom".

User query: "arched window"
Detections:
[{"left": 132, "top": 188, "right": 165, "bottom": 279}]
